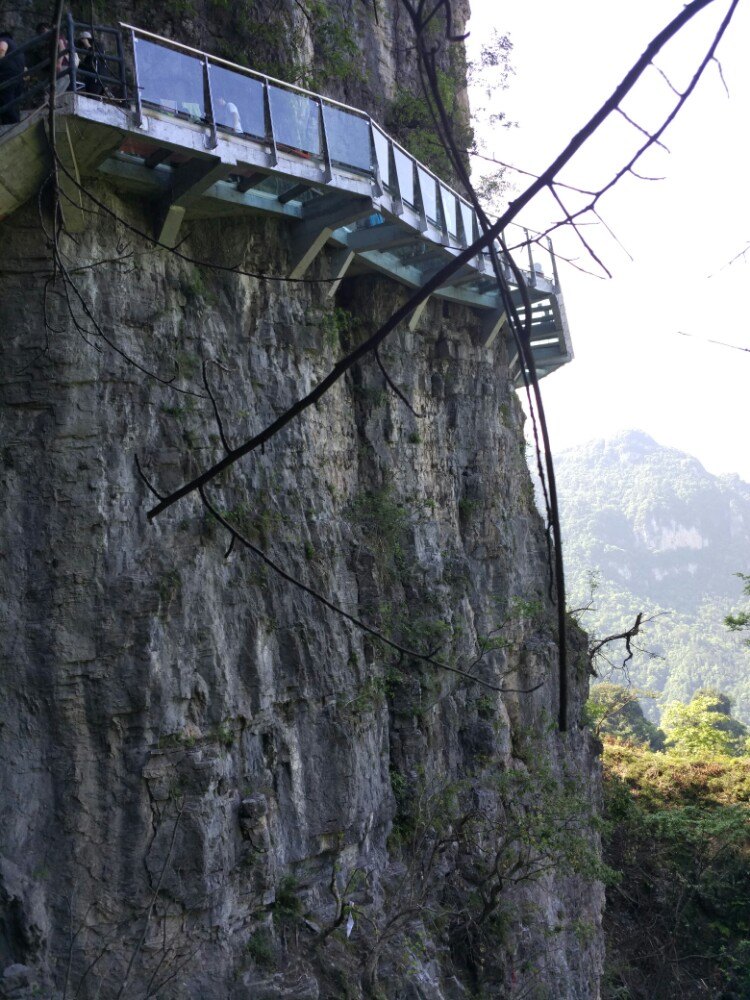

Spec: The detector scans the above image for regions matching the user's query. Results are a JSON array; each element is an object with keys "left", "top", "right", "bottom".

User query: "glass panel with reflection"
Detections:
[
  {"left": 268, "top": 86, "right": 321, "bottom": 155},
  {"left": 372, "top": 127, "right": 390, "bottom": 189},
  {"left": 417, "top": 166, "right": 438, "bottom": 223},
  {"left": 440, "top": 186, "right": 458, "bottom": 237},
  {"left": 323, "top": 106, "right": 371, "bottom": 173},
  {"left": 136, "top": 39, "right": 205, "bottom": 120},
  {"left": 209, "top": 64, "right": 265, "bottom": 138},
  {"left": 393, "top": 147, "right": 414, "bottom": 206},
  {"left": 460, "top": 201, "right": 476, "bottom": 245}
]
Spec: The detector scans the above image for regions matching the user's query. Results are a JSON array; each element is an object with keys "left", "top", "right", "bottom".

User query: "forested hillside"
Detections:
[{"left": 555, "top": 431, "right": 750, "bottom": 720}]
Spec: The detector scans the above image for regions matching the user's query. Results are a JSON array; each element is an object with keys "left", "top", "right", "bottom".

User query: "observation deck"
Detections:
[{"left": 0, "top": 20, "right": 573, "bottom": 383}]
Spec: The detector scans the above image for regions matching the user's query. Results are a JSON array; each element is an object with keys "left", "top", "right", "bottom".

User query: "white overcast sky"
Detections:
[{"left": 467, "top": 0, "right": 750, "bottom": 480}]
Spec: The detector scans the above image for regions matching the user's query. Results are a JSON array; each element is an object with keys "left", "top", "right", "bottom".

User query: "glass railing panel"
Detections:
[
  {"left": 441, "top": 186, "right": 458, "bottom": 238},
  {"left": 208, "top": 64, "right": 265, "bottom": 138},
  {"left": 268, "top": 85, "right": 321, "bottom": 156},
  {"left": 322, "top": 105, "right": 372, "bottom": 173},
  {"left": 417, "top": 166, "right": 438, "bottom": 224},
  {"left": 393, "top": 147, "right": 415, "bottom": 206},
  {"left": 460, "top": 201, "right": 476, "bottom": 246},
  {"left": 135, "top": 38, "right": 205, "bottom": 120},
  {"left": 372, "top": 126, "right": 391, "bottom": 190}
]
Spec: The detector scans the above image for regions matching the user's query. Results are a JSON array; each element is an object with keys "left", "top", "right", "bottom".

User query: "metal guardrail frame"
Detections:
[
  {"left": 0, "top": 18, "right": 571, "bottom": 379},
  {"left": 121, "top": 22, "right": 560, "bottom": 293},
  {"left": 0, "top": 17, "right": 127, "bottom": 117},
  {"left": 0, "top": 18, "right": 561, "bottom": 299}
]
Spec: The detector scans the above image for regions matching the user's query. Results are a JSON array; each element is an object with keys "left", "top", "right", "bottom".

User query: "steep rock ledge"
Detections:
[
  {"left": 0, "top": 183, "right": 603, "bottom": 998},
  {"left": 0, "top": 2, "right": 603, "bottom": 997}
]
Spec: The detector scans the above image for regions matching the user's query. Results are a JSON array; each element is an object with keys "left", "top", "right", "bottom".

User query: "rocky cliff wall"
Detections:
[{"left": 0, "top": 4, "right": 603, "bottom": 998}]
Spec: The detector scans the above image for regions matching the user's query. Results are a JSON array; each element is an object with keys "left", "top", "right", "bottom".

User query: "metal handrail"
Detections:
[
  {"left": 0, "top": 18, "right": 127, "bottom": 115},
  {"left": 120, "top": 22, "right": 369, "bottom": 118},
  {"left": 0, "top": 18, "right": 560, "bottom": 294},
  {"left": 123, "top": 23, "right": 490, "bottom": 253}
]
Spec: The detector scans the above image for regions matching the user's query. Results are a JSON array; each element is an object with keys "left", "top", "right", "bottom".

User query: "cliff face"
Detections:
[{"left": 0, "top": 3, "right": 603, "bottom": 998}]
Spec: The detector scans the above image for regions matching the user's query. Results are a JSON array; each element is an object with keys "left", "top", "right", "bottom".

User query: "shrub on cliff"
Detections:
[{"left": 601, "top": 739, "right": 750, "bottom": 998}]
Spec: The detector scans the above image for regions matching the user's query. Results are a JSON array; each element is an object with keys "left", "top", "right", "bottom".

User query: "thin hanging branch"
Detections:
[
  {"left": 145, "top": 0, "right": 730, "bottom": 527},
  {"left": 197, "top": 486, "right": 541, "bottom": 695}
]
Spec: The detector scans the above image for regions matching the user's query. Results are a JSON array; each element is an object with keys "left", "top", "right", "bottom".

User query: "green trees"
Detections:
[
  {"left": 586, "top": 683, "right": 664, "bottom": 749},
  {"left": 661, "top": 688, "right": 749, "bottom": 757},
  {"left": 587, "top": 684, "right": 749, "bottom": 757},
  {"left": 598, "top": 691, "right": 750, "bottom": 997},
  {"left": 602, "top": 742, "right": 750, "bottom": 999},
  {"left": 725, "top": 572, "right": 750, "bottom": 642}
]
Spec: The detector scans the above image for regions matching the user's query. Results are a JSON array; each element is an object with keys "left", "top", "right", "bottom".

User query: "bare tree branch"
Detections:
[{"left": 145, "top": 0, "right": 729, "bottom": 524}]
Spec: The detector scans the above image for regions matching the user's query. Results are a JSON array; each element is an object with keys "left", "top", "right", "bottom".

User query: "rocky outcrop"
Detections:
[{"left": 0, "top": 3, "right": 603, "bottom": 997}]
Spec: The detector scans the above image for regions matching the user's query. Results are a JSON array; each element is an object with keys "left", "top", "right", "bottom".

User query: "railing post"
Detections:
[
  {"left": 369, "top": 120, "right": 383, "bottom": 197},
  {"left": 130, "top": 29, "right": 144, "bottom": 127},
  {"left": 525, "top": 227, "right": 536, "bottom": 287},
  {"left": 415, "top": 166, "right": 428, "bottom": 234},
  {"left": 114, "top": 28, "right": 126, "bottom": 100},
  {"left": 548, "top": 236, "right": 560, "bottom": 292},
  {"left": 264, "top": 80, "right": 278, "bottom": 166},
  {"left": 203, "top": 55, "right": 218, "bottom": 149},
  {"left": 66, "top": 12, "right": 77, "bottom": 93},
  {"left": 389, "top": 143, "right": 403, "bottom": 217},
  {"left": 318, "top": 97, "right": 332, "bottom": 183},
  {"left": 435, "top": 187, "right": 447, "bottom": 244}
]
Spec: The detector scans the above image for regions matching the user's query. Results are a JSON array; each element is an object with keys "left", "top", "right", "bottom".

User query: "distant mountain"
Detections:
[{"left": 555, "top": 431, "right": 750, "bottom": 722}]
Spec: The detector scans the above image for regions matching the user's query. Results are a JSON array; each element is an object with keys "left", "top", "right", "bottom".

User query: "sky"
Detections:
[{"left": 466, "top": 0, "right": 750, "bottom": 481}]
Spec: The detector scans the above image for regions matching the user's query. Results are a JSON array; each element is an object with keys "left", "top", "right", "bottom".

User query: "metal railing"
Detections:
[
  {"left": 123, "top": 24, "right": 560, "bottom": 291},
  {"left": 0, "top": 17, "right": 561, "bottom": 295},
  {"left": 0, "top": 14, "right": 126, "bottom": 120}
]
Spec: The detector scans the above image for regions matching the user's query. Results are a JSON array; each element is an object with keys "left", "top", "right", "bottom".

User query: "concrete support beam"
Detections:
[
  {"left": 326, "top": 248, "right": 355, "bottom": 298},
  {"left": 0, "top": 118, "right": 50, "bottom": 219},
  {"left": 144, "top": 147, "right": 171, "bottom": 168},
  {"left": 407, "top": 297, "right": 429, "bottom": 331},
  {"left": 289, "top": 194, "right": 372, "bottom": 279},
  {"left": 435, "top": 264, "right": 479, "bottom": 288},
  {"left": 55, "top": 118, "right": 86, "bottom": 234},
  {"left": 236, "top": 171, "right": 268, "bottom": 192},
  {"left": 343, "top": 222, "right": 415, "bottom": 253},
  {"left": 478, "top": 308, "right": 508, "bottom": 348},
  {"left": 156, "top": 156, "right": 232, "bottom": 246},
  {"left": 278, "top": 181, "right": 311, "bottom": 204}
]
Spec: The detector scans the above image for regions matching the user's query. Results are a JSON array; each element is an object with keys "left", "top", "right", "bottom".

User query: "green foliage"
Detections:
[
  {"left": 157, "top": 568, "right": 182, "bottom": 607},
  {"left": 385, "top": 67, "right": 472, "bottom": 182},
  {"left": 557, "top": 432, "right": 750, "bottom": 722},
  {"left": 725, "top": 571, "right": 750, "bottom": 642},
  {"left": 215, "top": 721, "right": 235, "bottom": 748},
  {"left": 179, "top": 266, "right": 214, "bottom": 306},
  {"left": 223, "top": 493, "right": 286, "bottom": 547},
  {"left": 347, "top": 482, "right": 411, "bottom": 579},
  {"left": 602, "top": 739, "right": 750, "bottom": 998},
  {"left": 246, "top": 929, "right": 275, "bottom": 967},
  {"left": 662, "top": 688, "right": 749, "bottom": 757},
  {"left": 381, "top": 748, "right": 610, "bottom": 988},
  {"left": 272, "top": 875, "right": 303, "bottom": 927},
  {"left": 586, "top": 683, "right": 665, "bottom": 749},
  {"left": 339, "top": 674, "right": 387, "bottom": 718},
  {"left": 321, "top": 306, "right": 357, "bottom": 352},
  {"left": 229, "top": 0, "right": 366, "bottom": 86},
  {"left": 304, "top": 0, "right": 364, "bottom": 88}
]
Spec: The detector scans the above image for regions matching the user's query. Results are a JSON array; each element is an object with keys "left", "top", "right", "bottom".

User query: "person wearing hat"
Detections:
[{"left": 77, "top": 29, "right": 103, "bottom": 95}]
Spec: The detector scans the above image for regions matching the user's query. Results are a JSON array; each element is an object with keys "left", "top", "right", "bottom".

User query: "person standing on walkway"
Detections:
[
  {"left": 77, "top": 30, "right": 104, "bottom": 95},
  {"left": 0, "top": 30, "right": 25, "bottom": 124}
]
